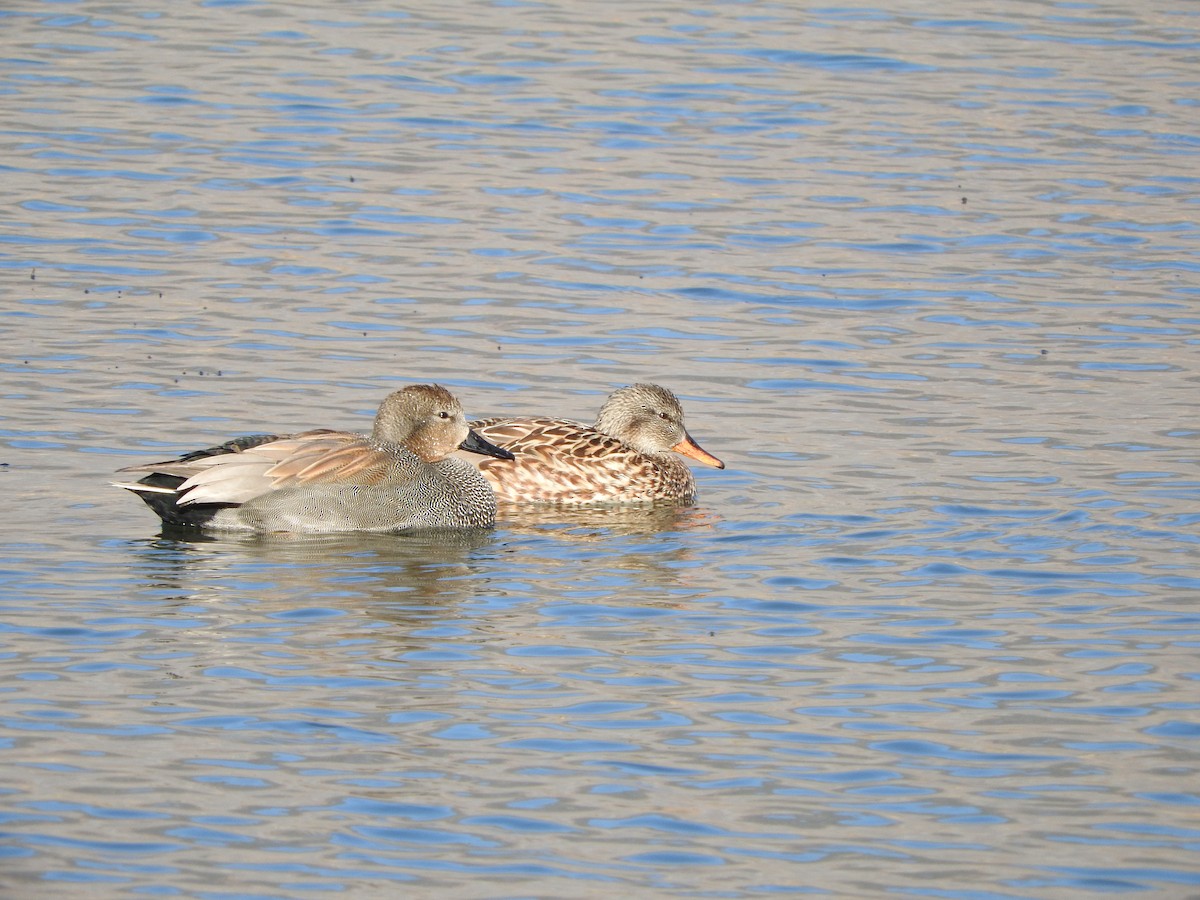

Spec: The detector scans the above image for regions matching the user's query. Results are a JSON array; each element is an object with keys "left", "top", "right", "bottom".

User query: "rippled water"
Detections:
[{"left": 2, "top": 0, "right": 1199, "bottom": 896}]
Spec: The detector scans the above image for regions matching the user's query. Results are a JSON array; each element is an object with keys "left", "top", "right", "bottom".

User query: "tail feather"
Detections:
[{"left": 111, "top": 480, "right": 177, "bottom": 495}]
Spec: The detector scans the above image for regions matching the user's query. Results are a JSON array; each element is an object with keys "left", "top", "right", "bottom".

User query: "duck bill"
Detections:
[
  {"left": 460, "top": 429, "right": 515, "bottom": 461},
  {"left": 672, "top": 433, "right": 725, "bottom": 469}
]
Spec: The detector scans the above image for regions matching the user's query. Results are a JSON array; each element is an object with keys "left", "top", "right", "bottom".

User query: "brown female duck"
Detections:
[{"left": 462, "top": 383, "right": 724, "bottom": 504}]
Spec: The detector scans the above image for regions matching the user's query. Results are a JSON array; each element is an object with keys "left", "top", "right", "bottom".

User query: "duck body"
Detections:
[
  {"left": 115, "top": 385, "right": 512, "bottom": 533},
  {"left": 462, "top": 383, "right": 725, "bottom": 505}
]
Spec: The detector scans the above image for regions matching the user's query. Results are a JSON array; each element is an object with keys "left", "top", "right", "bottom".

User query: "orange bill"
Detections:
[{"left": 672, "top": 433, "right": 725, "bottom": 469}]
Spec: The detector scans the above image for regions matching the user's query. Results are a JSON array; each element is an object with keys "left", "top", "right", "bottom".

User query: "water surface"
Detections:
[{"left": 2, "top": 0, "right": 1198, "bottom": 896}]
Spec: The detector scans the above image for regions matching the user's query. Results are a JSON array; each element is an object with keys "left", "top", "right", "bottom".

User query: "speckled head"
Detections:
[
  {"left": 594, "top": 383, "right": 724, "bottom": 468},
  {"left": 374, "top": 384, "right": 512, "bottom": 464}
]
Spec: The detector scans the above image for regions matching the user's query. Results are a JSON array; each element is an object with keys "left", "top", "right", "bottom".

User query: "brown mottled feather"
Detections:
[
  {"left": 468, "top": 418, "right": 688, "bottom": 504},
  {"left": 457, "top": 384, "right": 724, "bottom": 505}
]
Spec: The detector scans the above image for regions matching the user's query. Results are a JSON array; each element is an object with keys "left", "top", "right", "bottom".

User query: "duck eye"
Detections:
[
  {"left": 438, "top": 411, "right": 451, "bottom": 420},
  {"left": 658, "top": 411, "right": 670, "bottom": 421}
]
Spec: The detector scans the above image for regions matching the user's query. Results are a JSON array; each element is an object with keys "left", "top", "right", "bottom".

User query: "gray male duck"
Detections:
[{"left": 114, "top": 384, "right": 512, "bottom": 533}]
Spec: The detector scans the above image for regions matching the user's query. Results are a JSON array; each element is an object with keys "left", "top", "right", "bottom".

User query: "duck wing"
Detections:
[
  {"left": 467, "top": 417, "right": 659, "bottom": 502},
  {"left": 118, "top": 429, "right": 401, "bottom": 506}
]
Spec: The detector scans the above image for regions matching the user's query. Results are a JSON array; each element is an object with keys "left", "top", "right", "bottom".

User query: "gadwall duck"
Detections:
[
  {"left": 459, "top": 383, "right": 724, "bottom": 504},
  {"left": 114, "top": 384, "right": 513, "bottom": 532}
]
